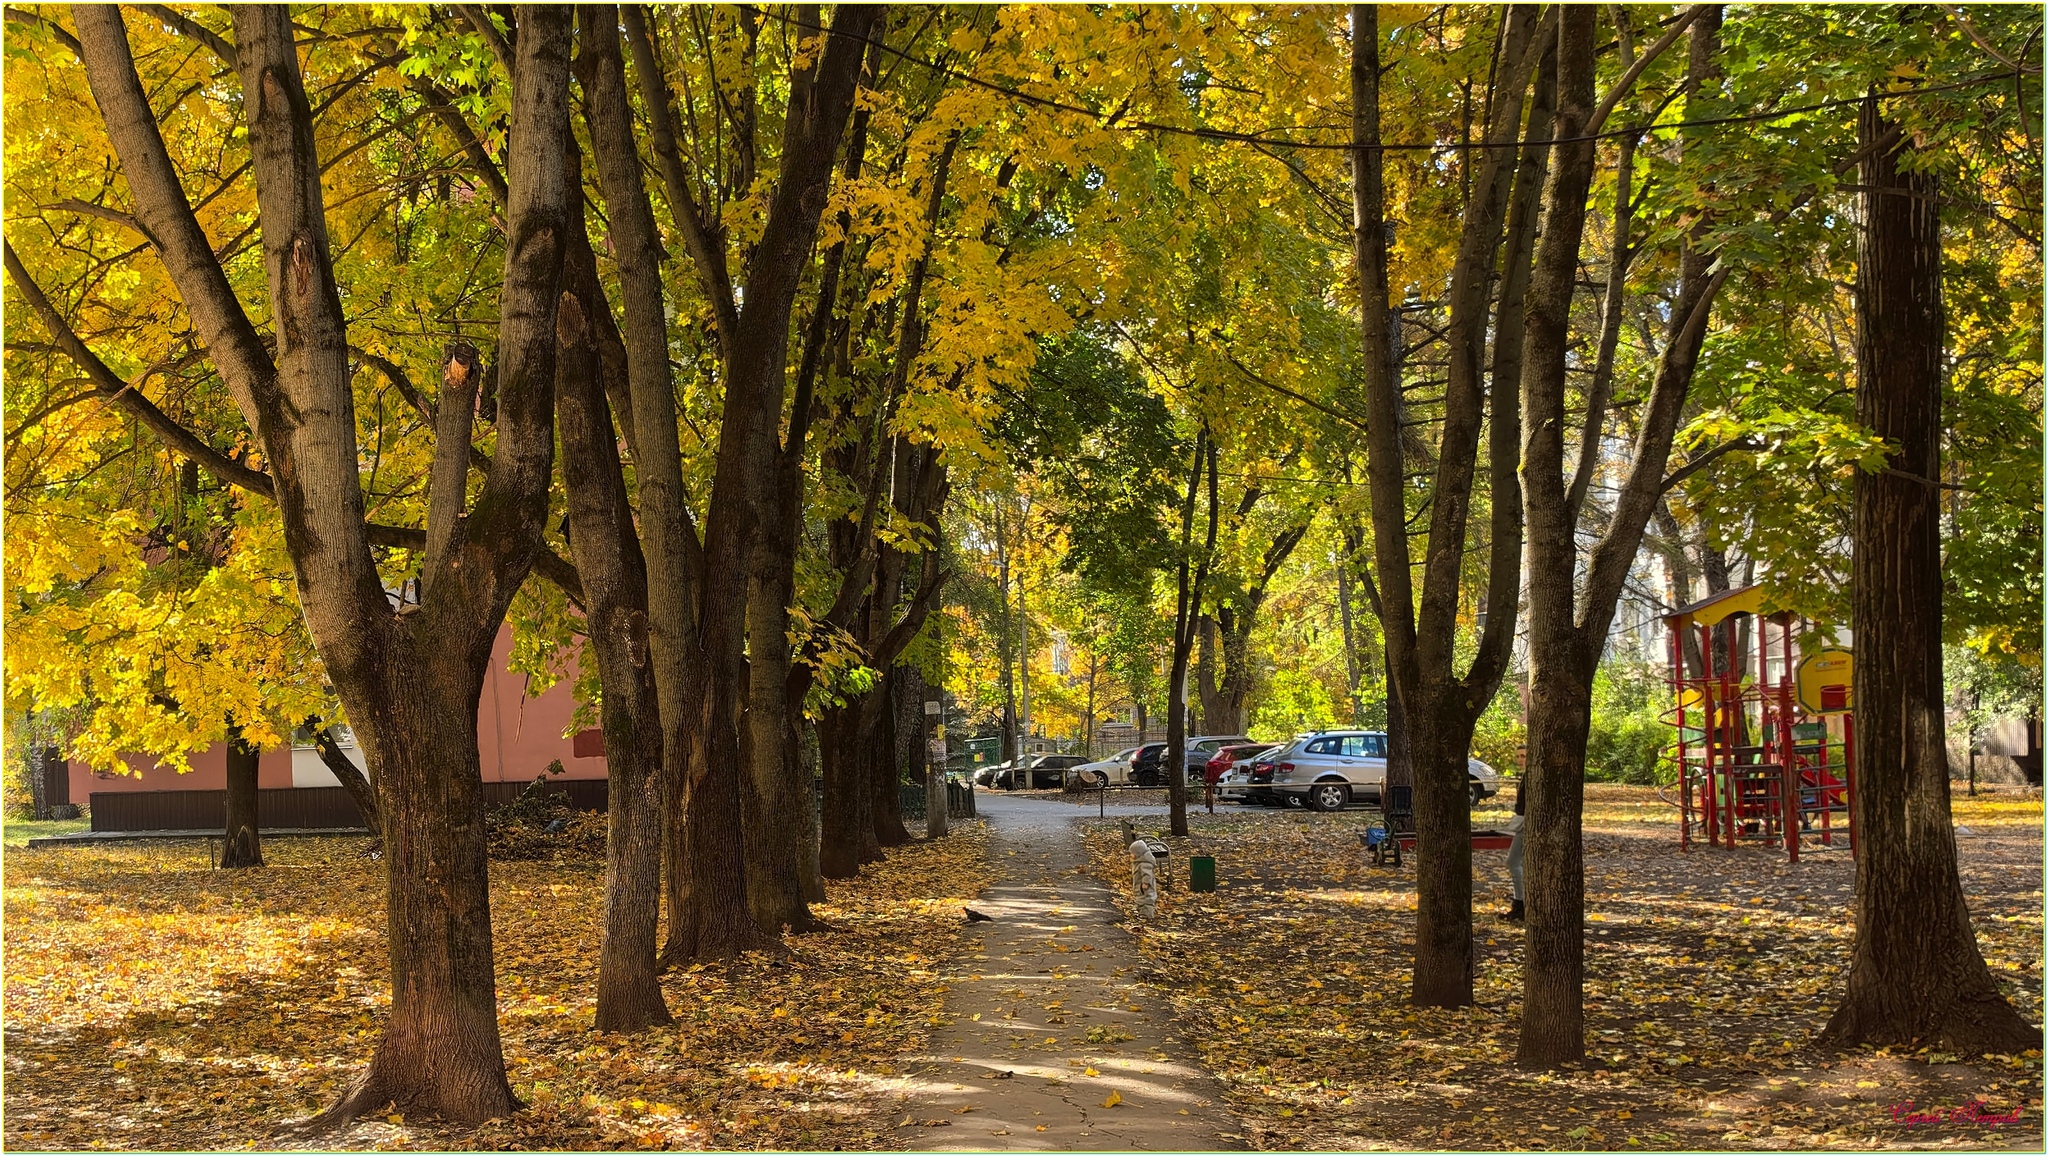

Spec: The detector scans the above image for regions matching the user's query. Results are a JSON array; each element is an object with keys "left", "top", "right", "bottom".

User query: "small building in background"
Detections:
[{"left": 68, "top": 626, "right": 606, "bottom": 829}]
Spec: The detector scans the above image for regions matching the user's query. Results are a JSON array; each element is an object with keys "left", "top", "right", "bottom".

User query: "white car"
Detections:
[
  {"left": 1268, "top": 731, "right": 1501, "bottom": 811},
  {"left": 1066, "top": 748, "right": 1140, "bottom": 787}
]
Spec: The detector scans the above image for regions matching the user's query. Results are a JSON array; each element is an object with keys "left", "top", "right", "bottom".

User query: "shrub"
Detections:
[{"left": 1585, "top": 660, "right": 1675, "bottom": 785}]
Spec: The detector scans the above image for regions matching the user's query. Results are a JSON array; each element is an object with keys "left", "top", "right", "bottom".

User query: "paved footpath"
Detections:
[{"left": 890, "top": 793, "right": 1243, "bottom": 1152}]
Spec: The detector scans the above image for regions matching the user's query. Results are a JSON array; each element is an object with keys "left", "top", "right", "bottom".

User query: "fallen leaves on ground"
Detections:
[
  {"left": 1081, "top": 784, "right": 2044, "bottom": 1151},
  {"left": 3, "top": 821, "right": 996, "bottom": 1150}
]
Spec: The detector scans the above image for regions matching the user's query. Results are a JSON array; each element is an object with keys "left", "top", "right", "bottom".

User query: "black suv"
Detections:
[{"left": 996, "top": 754, "right": 1086, "bottom": 789}]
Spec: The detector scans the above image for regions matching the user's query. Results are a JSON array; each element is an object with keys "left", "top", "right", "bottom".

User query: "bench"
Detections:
[{"left": 1360, "top": 785, "right": 1515, "bottom": 865}]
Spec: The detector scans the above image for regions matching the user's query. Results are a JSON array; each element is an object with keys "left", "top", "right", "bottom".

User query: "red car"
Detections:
[{"left": 1205, "top": 742, "right": 1276, "bottom": 786}]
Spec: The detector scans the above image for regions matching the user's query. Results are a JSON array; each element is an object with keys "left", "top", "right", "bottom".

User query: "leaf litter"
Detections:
[
  {"left": 3, "top": 820, "right": 996, "bottom": 1150},
  {"left": 1076, "top": 784, "right": 2043, "bottom": 1151}
]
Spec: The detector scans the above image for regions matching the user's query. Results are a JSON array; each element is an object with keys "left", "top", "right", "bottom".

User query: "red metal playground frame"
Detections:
[{"left": 1665, "top": 586, "right": 1855, "bottom": 863}]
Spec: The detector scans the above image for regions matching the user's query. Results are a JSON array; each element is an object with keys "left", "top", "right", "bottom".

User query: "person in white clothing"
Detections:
[{"left": 1504, "top": 777, "right": 1525, "bottom": 921}]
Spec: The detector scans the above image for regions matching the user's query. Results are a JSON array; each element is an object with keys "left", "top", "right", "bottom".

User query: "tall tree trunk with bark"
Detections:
[
  {"left": 1516, "top": 6, "right": 1755, "bottom": 1067},
  {"left": 1166, "top": 429, "right": 1219, "bottom": 838},
  {"left": 1820, "top": 95, "right": 2038, "bottom": 1056},
  {"left": 818, "top": 704, "right": 880, "bottom": 878},
  {"left": 649, "top": 4, "right": 880, "bottom": 961},
  {"left": 220, "top": 731, "right": 263, "bottom": 868},
  {"left": 586, "top": 4, "right": 709, "bottom": 970},
  {"left": 1515, "top": 4, "right": 1601, "bottom": 1069},
  {"left": 553, "top": 126, "right": 672, "bottom": 1029}
]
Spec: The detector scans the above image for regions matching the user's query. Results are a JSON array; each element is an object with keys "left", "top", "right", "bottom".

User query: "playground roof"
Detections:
[{"left": 1661, "top": 584, "right": 1788, "bottom": 630}]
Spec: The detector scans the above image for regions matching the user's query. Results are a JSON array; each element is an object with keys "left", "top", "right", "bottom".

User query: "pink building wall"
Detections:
[{"left": 70, "top": 627, "right": 605, "bottom": 797}]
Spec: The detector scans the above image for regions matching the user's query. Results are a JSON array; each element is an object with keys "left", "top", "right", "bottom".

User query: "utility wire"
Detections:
[{"left": 751, "top": 8, "right": 2029, "bottom": 155}]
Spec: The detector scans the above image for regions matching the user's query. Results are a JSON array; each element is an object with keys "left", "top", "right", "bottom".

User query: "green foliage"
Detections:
[
  {"left": 1247, "top": 666, "right": 1341, "bottom": 742},
  {"left": 1470, "top": 691, "right": 1524, "bottom": 781},
  {"left": 1946, "top": 644, "right": 2044, "bottom": 745},
  {"left": 1000, "top": 331, "right": 1185, "bottom": 595},
  {"left": 1586, "top": 661, "right": 1676, "bottom": 786}
]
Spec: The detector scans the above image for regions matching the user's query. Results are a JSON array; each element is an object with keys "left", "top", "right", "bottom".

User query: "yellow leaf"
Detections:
[
  {"left": 1084, "top": 1066, "right": 1099, "bottom": 1076},
  {"left": 1102, "top": 1091, "right": 1122, "bottom": 1108},
  {"left": 386, "top": 1114, "right": 404, "bottom": 1125}
]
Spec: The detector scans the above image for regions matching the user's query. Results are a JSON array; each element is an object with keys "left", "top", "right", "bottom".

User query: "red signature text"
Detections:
[{"left": 1888, "top": 1100, "right": 2023, "bottom": 1127}]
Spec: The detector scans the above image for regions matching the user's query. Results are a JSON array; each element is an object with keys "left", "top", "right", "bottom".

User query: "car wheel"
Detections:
[
  {"left": 1308, "top": 781, "right": 1351, "bottom": 812},
  {"left": 1089, "top": 771, "right": 1109, "bottom": 788},
  {"left": 1137, "top": 769, "right": 1159, "bottom": 787},
  {"left": 1469, "top": 780, "right": 1485, "bottom": 808}
]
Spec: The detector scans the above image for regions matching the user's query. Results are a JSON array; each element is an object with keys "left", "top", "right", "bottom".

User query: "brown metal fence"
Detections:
[{"left": 89, "top": 778, "right": 609, "bottom": 833}]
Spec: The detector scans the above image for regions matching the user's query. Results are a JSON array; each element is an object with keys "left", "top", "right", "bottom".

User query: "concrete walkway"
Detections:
[{"left": 891, "top": 793, "right": 1242, "bottom": 1152}]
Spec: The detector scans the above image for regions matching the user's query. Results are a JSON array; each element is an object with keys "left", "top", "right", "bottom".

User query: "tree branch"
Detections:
[
  {"left": 621, "top": 4, "right": 739, "bottom": 355},
  {"left": 1661, "top": 437, "right": 1759, "bottom": 492},
  {"left": 3, "top": 5, "right": 82, "bottom": 57},
  {"left": 5, "top": 239, "right": 274, "bottom": 497},
  {"left": 452, "top": 4, "right": 515, "bottom": 76},
  {"left": 134, "top": 3, "right": 234, "bottom": 63},
  {"left": 74, "top": 4, "right": 277, "bottom": 423},
  {"left": 1585, "top": 5, "right": 1707, "bottom": 137}
]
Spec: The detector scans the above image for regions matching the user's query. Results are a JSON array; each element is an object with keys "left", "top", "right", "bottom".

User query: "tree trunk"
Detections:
[
  {"left": 323, "top": 673, "right": 521, "bottom": 1123},
  {"left": 555, "top": 177, "right": 672, "bottom": 1030},
  {"left": 818, "top": 703, "right": 879, "bottom": 878},
  {"left": 69, "top": 3, "right": 571, "bottom": 1125},
  {"left": 1515, "top": 660, "right": 1594, "bottom": 1063},
  {"left": 870, "top": 670, "right": 910, "bottom": 847},
  {"left": 675, "top": 3, "right": 880, "bottom": 961},
  {"left": 1167, "top": 431, "right": 1220, "bottom": 836},
  {"left": 35, "top": 744, "right": 64, "bottom": 820},
  {"left": 741, "top": 502, "right": 818, "bottom": 930},
  {"left": 1195, "top": 615, "right": 1222, "bottom": 734},
  {"left": 1513, "top": 3, "right": 1599, "bottom": 1067},
  {"left": 1820, "top": 95, "right": 2038, "bottom": 1055},
  {"left": 998, "top": 526, "right": 1017, "bottom": 764},
  {"left": 220, "top": 731, "right": 264, "bottom": 869},
  {"left": 1409, "top": 688, "right": 1480, "bottom": 1006},
  {"left": 1350, "top": 4, "right": 1540, "bottom": 1010}
]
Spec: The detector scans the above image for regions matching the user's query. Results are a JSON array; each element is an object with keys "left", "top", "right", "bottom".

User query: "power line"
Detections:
[{"left": 753, "top": 8, "right": 2029, "bottom": 155}]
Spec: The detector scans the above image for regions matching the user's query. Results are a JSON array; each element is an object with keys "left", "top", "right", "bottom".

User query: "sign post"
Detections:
[{"left": 924, "top": 701, "right": 947, "bottom": 839}]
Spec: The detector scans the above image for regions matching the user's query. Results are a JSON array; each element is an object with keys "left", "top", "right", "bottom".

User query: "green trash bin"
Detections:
[{"left": 1189, "top": 855, "right": 1216, "bottom": 893}]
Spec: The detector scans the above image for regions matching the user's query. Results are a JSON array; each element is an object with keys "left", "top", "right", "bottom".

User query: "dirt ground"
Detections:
[{"left": 1076, "top": 783, "right": 2044, "bottom": 1151}]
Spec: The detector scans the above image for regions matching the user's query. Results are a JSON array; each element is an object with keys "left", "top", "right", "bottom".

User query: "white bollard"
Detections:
[{"left": 1130, "top": 838, "right": 1159, "bottom": 919}]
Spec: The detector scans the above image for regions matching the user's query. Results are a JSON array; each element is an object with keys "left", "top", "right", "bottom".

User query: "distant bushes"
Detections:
[{"left": 1585, "top": 660, "right": 1674, "bottom": 785}]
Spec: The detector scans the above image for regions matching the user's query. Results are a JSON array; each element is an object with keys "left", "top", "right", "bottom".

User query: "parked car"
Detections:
[
  {"left": 1204, "top": 746, "right": 1269, "bottom": 799},
  {"left": 973, "top": 759, "right": 1013, "bottom": 788},
  {"left": 1130, "top": 735, "right": 1255, "bottom": 786},
  {"left": 993, "top": 753, "right": 1086, "bottom": 789},
  {"left": 1204, "top": 742, "right": 1274, "bottom": 792},
  {"left": 1067, "top": 748, "right": 1140, "bottom": 788},
  {"left": 1267, "top": 730, "right": 1502, "bottom": 811},
  {"left": 1222, "top": 746, "right": 1288, "bottom": 805}
]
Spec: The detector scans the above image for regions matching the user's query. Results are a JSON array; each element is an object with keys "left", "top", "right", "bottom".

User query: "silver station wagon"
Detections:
[{"left": 1268, "top": 730, "right": 1502, "bottom": 811}]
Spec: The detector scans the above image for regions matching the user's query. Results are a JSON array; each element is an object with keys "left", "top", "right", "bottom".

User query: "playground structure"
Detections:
[{"left": 1665, "top": 586, "right": 1855, "bottom": 862}]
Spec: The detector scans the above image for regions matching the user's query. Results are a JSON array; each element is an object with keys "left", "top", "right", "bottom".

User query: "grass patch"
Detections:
[{"left": 1, "top": 816, "right": 89, "bottom": 848}]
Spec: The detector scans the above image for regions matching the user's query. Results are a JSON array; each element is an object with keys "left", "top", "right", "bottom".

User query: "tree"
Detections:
[
  {"left": 1349, "top": 3, "right": 1540, "bottom": 1009},
  {"left": 1164, "top": 427, "right": 1219, "bottom": 836},
  {"left": 14, "top": 4, "right": 578, "bottom": 1124},
  {"left": 219, "top": 730, "right": 263, "bottom": 868},
  {"left": 1819, "top": 92, "right": 2038, "bottom": 1056}
]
